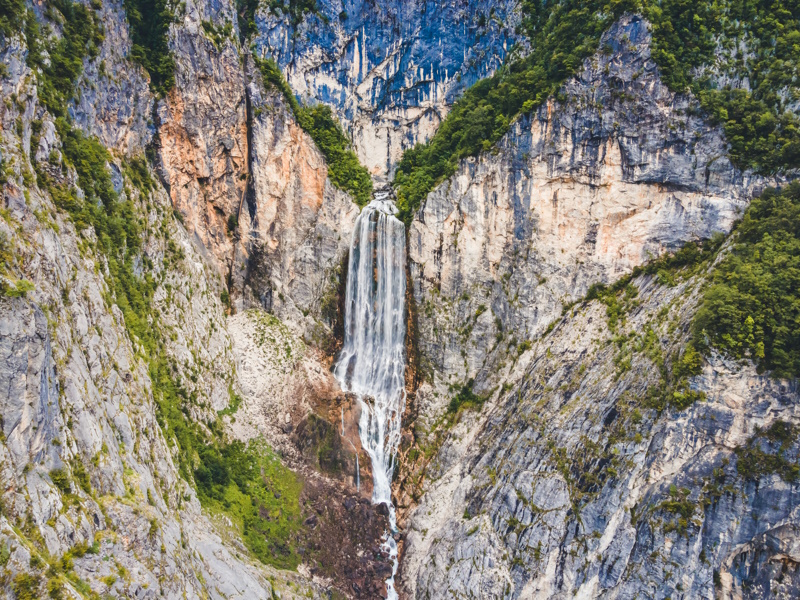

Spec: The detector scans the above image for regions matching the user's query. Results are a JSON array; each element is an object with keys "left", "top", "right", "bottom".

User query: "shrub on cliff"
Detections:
[
  {"left": 694, "top": 182, "right": 800, "bottom": 378},
  {"left": 254, "top": 56, "right": 373, "bottom": 206}
]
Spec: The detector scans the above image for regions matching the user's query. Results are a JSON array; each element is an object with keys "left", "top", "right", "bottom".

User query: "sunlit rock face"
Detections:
[
  {"left": 407, "top": 15, "right": 760, "bottom": 390},
  {"left": 254, "top": 0, "right": 522, "bottom": 179}
]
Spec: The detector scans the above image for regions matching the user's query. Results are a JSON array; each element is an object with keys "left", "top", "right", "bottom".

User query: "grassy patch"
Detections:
[
  {"left": 446, "top": 379, "right": 489, "bottom": 416},
  {"left": 195, "top": 438, "right": 304, "bottom": 569}
]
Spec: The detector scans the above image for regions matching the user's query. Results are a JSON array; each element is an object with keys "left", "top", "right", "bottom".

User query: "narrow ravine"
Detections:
[{"left": 334, "top": 191, "right": 407, "bottom": 599}]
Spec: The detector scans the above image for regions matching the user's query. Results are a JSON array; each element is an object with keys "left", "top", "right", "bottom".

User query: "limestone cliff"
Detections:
[
  {"left": 408, "top": 15, "right": 761, "bottom": 397},
  {"left": 397, "top": 14, "right": 798, "bottom": 600},
  {"left": 1, "top": 0, "right": 799, "bottom": 598},
  {"left": 254, "top": 0, "right": 522, "bottom": 179}
]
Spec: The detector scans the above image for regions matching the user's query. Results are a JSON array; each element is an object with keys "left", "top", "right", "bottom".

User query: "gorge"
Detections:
[{"left": 1, "top": 0, "right": 799, "bottom": 599}]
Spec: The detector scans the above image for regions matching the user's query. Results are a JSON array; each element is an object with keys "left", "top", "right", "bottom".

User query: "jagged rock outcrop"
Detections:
[
  {"left": 157, "top": 11, "right": 249, "bottom": 278},
  {"left": 400, "top": 267, "right": 800, "bottom": 599},
  {"left": 254, "top": 0, "right": 521, "bottom": 178},
  {"left": 71, "top": 0, "right": 153, "bottom": 153},
  {"left": 408, "top": 15, "right": 759, "bottom": 395}
]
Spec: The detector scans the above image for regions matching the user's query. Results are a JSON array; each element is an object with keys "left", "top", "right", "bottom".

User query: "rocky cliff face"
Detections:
[
  {"left": 397, "top": 14, "right": 798, "bottom": 600},
  {"left": 0, "top": 0, "right": 386, "bottom": 595},
  {"left": 400, "top": 267, "right": 800, "bottom": 599},
  {"left": 408, "top": 15, "right": 759, "bottom": 396},
  {"left": 0, "top": 70, "right": 308, "bottom": 596},
  {"left": 254, "top": 0, "right": 521, "bottom": 179},
  {"left": 157, "top": 12, "right": 248, "bottom": 281},
  {"left": 234, "top": 57, "right": 359, "bottom": 342},
  {"left": 2, "top": 0, "right": 799, "bottom": 597}
]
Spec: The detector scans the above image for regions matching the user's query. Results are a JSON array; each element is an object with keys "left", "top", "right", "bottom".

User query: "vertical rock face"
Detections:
[
  {"left": 254, "top": 0, "right": 521, "bottom": 178},
  {"left": 408, "top": 15, "right": 758, "bottom": 392},
  {"left": 157, "top": 20, "right": 249, "bottom": 277},
  {"left": 72, "top": 0, "right": 153, "bottom": 154},
  {"left": 0, "top": 303, "right": 63, "bottom": 474},
  {"left": 235, "top": 58, "right": 359, "bottom": 339},
  {"left": 154, "top": 14, "right": 358, "bottom": 341}
]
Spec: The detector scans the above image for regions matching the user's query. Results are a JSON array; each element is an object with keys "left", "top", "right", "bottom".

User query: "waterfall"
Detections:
[{"left": 334, "top": 192, "right": 406, "bottom": 600}]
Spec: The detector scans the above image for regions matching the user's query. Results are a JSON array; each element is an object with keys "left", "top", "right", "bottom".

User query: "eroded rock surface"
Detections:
[
  {"left": 254, "top": 0, "right": 522, "bottom": 178},
  {"left": 401, "top": 268, "right": 800, "bottom": 600},
  {"left": 409, "top": 15, "right": 759, "bottom": 395}
]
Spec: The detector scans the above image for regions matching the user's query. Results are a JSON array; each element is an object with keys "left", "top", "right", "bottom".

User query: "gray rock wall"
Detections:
[
  {"left": 254, "top": 0, "right": 522, "bottom": 179},
  {"left": 408, "top": 15, "right": 760, "bottom": 395}
]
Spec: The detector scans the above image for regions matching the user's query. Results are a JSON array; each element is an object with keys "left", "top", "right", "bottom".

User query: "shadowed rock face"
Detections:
[
  {"left": 254, "top": 0, "right": 522, "bottom": 179},
  {"left": 400, "top": 268, "right": 800, "bottom": 599},
  {"left": 233, "top": 57, "right": 360, "bottom": 339},
  {"left": 408, "top": 15, "right": 760, "bottom": 393}
]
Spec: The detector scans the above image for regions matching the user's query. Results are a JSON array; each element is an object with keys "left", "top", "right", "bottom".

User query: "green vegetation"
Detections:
[
  {"left": 202, "top": 19, "right": 233, "bottom": 50},
  {"left": 392, "top": 0, "right": 800, "bottom": 223},
  {"left": 658, "top": 485, "right": 695, "bottom": 536},
  {"left": 123, "top": 0, "right": 176, "bottom": 96},
  {"left": 12, "top": 573, "right": 43, "bottom": 600},
  {"left": 735, "top": 420, "right": 799, "bottom": 482},
  {"left": 0, "top": 0, "right": 25, "bottom": 38},
  {"left": 646, "top": 0, "right": 800, "bottom": 174},
  {"left": 26, "top": 0, "right": 104, "bottom": 119},
  {"left": 575, "top": 236, "right": 726, "bottom": 411},
  {"left": 254, "top": 56, "right": 373, "bottom": 206},
  {"left": 49, "top": 469, "right": 72, "bottom": 494},
  {"left": 446, "top": 379, "right": 488, "bottom": 414},
  {"left": 694, "top": 183, "right": 800, "bottom": 377},
  {"left": 194, "top": 439, "right": 304, "bottom": 569},
  {"left": 218, "top": 387, "right": 242, "bottom": 417},
  {"left": 392, "top": 0, "right": 638, "bottom": 223},
  {"left": 296, "top": 104, "right": 373, "bottom": 206},
  {"left": 266, "top": 0, "right": 320, "bottom": 26},
  {"left": 235, "top": 0, "right": 259, "bottom": 41}
]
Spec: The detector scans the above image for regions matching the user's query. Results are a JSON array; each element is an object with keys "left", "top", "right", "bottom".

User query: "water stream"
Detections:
[{"left": 334, "top": 192, "right": 406, "bottom": 599}]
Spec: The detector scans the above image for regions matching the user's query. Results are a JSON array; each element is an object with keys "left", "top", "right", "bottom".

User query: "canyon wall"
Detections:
[{"left": 254, "top": 0, "right": 522, "bottom": 178}]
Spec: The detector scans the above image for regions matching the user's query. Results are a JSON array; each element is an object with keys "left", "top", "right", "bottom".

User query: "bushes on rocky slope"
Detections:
[
  {"left": 694, "top": 182, "right": 800, "bottom": 378},
  {"left": 392, "top": 0, "right": 800, "bottom": 223},
  {"left": 254, "top": 56, "right": 373, "bottom": 206},
  {"left": 735, "top": 420, "right": 799, "bottom": 482},
  {"left": 123, "top": 0, "right": 176, "bottom": 96},
  {"left": 0, "top": 0, "right": 25, "bottom": 39},
  {"left": 647, "top": 0, "right": 800, "bottom": 174}
]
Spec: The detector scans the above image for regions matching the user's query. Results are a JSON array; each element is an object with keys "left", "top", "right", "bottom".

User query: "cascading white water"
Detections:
[{"left": 334, "top": 192, "right": 406, "bottom": 600}]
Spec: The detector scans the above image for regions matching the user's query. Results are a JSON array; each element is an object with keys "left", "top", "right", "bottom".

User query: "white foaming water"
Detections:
[{"left": 334, "top": 192, "right": 406, "bottom": 600}]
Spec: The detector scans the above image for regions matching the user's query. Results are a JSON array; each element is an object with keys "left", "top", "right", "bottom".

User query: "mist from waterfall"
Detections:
[{"left": 334, "top": 192, "right": 406, "bottom": 600}]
